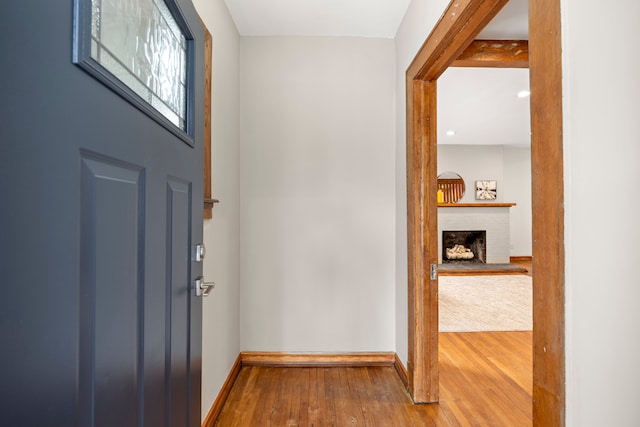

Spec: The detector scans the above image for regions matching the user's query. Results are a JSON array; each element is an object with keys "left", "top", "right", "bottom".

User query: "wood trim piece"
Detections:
[
  {"left": 452, "top": 40, "right": 529, "bottom": 68},
  {"left": 529, "top": 0, "right": 565, "bottom": 425},
  {"left": 406, "top": 0, "right": 510, "bottom": 404},
  {"left": 510, "top": 256, "right": 533, "bottom": 263},
  {"left": 406, "top": 79, "right": 439, "bottom": 403},
  {"left": 394, "top": 353, "right": 409, "bottom": 390},
  {"left": 407, "top": 0, "right": 510, "bottom": 81},
  {"left": 201, "top": 355, "right": 243, "bottom": 427},
  {"left": 240, "top": 352, "right": 396, "bottom": 367},
  {"left": 203, "top": 24, "right": 213, "bottom": 219},
  {"left": 439, "top": 268, "right": 527, "bottom": 277},
  {"left": 438, "top": 203, "right": 516, "bottom": 207}
]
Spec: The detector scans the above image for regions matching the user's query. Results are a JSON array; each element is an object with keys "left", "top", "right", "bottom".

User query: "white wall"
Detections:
[
  {"left": 562, "top": 0, "right": 640, "bottom": 425},
  {"left": 503, "top": 146, "right": 531, "bottom": 257},
  {"left": 192, "top": 0, "right": 241, "bottom": 420},
  {"left": 438, "top": 145, "right": 505, "bottom": 203},
  {"left": 240, "top": 37, "right": 396, "bottom": 352},
  {"left": 394, "top": 0, "right": 451, "bottom": 373}
]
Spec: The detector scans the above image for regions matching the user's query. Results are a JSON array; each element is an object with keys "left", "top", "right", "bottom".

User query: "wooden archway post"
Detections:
[
  {"left": 406, "top": 78, "right": 439, "bottom": 402},
  {"left": 405, "top": 0, "right": 512, "bottom": 404},
  {"left": 529, "top": 0, "right": 565, "bottom": 424},
  {"left": 405, "top": 0, "right": 565, "bottom": 423}
]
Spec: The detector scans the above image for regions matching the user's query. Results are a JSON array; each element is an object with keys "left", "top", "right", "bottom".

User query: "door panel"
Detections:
[
  {"left": 0, "top": 1, "right": 204, "bottom": 425},
  {"left": 79, "top": 153, "right": 145, "bottom": 427},
  {"left": 166, "top": 178, "right": 192, "bottom": 426}
]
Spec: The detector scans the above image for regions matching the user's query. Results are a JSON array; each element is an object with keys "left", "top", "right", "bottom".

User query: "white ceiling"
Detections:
[
  {"left": 441, "top": 0, "right": 529, "bottom": 146},
  {"left": 224, "top": 0, "right": 530, "bottom": 146},
  {"left": 438, "top": 67, "right": 530, "bottom": 146},
  {"left": 223, "top": 0, "right": 412, "bottom": 38}
]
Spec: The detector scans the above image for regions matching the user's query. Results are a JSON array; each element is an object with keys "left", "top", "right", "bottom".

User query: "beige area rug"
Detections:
[{"left": 439, "top": 275, "right": 532, "bottom": 332}]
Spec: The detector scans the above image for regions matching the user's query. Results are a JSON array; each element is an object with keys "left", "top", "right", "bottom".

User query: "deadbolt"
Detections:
[{"left": 195, "top": 243, "right": 206, "bottom": 262}]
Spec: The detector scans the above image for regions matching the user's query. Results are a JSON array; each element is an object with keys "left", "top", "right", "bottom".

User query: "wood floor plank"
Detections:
[
  {"left": 335, "top": 368, "right": 357, "bottom": 425},
  {"left": 215, "top": 366, "right": 251, "bottom": 425},
  {"left": 307, "top": 368, "right": 322, "bottom": 426},
  {"left": 296, "top": 367, "right": 310, "bottom": 426},
  {"left": 255, "top": 367, "right": 282, "bottom": 425},
  {"left": 322, "top": 368, "right": 338, "bottom": 426},
  {"left": 289, "top": 367, "right": 304, "bottom": 426},
  {"left": 270, "top": 367, "right": 295, "bottom": 425},
  {"left": 360, "top": 366, "right": 393, "bottom": 426},
  {"left": 232, "top": 367, "right": 260, "bottom": 425},
  {"left": 356, "top": 368, "right": 374, "bottom": 424},
  {"left": 245, "top": 366, "right": 273, "bottom": 424},
  {"left": 213, "top": 332, "right": 532, "bottom": 426}
]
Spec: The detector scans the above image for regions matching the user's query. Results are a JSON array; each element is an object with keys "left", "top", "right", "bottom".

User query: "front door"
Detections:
[{"left": 0, "top": 0, "right": 205, "bottom": 425}]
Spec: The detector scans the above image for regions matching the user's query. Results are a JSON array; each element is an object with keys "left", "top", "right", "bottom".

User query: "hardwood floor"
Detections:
[{"left": 213, "top": 331, "right": 532, "bottom": 426}]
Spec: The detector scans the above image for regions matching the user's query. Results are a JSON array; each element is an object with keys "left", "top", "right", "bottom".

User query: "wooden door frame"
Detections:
[{"left": 405, "top": 0, "right": 565, "bottom": 425}]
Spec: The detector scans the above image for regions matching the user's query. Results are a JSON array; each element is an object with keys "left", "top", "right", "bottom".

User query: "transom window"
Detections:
[{"left": 75, "top": 0, "right": 193, "bottom": 142}]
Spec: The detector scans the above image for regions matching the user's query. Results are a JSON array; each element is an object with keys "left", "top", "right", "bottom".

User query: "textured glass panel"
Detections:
[
  {"left": 101, "top": 49, "right": 152, "bottom": 104},
  {"left": 91, "top": 0, "right": 100, "bottom": 40},
  {"left": 151, "top": 95, "right": 181, "bottom": 128},
  {"left": 91, "top": 39, "right": 99, "bottom": 61},
  {"left": 90, "top": 0, "right": 188, "bottom": 130}
]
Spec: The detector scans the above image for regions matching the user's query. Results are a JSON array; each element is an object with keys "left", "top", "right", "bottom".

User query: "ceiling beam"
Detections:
[
  {"left": 451, "top": 40, "right": 529, "bottom": 68},
  {"left": 407, "top": 0, "right": 510, "bottom": 81}
]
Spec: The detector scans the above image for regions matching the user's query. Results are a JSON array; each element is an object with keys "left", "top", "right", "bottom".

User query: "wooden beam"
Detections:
[
  {"left": 452, "top": 40, "right": 529, "bottom": 68},
  {"left": 202, "top": 23, "right": 213, "bottom": 219},
  {"left": 407, "top": 0, "right": 510, "bottom": 81},
  {"left": 529, "top": 0, "right": 565, "bottom": 425},
  {"left": 405, "top": 0, "right": 510, "bottom": 405},
  {"left": 406, "top": 78, "right": 439, "bottom": 403}
]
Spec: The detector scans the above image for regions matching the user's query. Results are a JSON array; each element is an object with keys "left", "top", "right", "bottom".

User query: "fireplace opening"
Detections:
[{"left": 442, "top": 230, "right": 486, "bottom": 264}]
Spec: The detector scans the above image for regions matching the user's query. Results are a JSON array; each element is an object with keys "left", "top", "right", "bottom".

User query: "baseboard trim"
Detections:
[
  {"left": 510, "top": 256, "right": 532, "bottom": 262},
  {"left": 393, "top": 353, "right": 409, "bottom": 389},
  {"left": 201, "top": 354, "right": 242, "bottom": 427},
  {"left": 240, "top": 352, "right": 396, "bottom": 367},
  {"left": 439, "top": 269, "right": 527, "bottom": 276}
]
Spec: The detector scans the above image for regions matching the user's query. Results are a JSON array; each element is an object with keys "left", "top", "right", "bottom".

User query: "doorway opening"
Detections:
[{"left": 405, "top": 0, "right": 565, "bottom": 424}]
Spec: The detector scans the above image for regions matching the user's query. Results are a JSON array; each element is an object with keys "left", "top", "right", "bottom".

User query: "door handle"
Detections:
[{"left": 195, "top": 276, "right": 215, "bottom": 297}]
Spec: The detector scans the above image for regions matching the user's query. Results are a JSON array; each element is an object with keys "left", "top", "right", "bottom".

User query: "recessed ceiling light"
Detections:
[
  {"left": 517, "top": 90, "right": 531, "bottom": 98},
  {"left": 446, "top": 130, "right": 456, "bottom": 136}
]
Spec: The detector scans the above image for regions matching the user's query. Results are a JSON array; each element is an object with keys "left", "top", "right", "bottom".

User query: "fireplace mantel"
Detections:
[{"left": 438, "top": 203, "right": 516, "bottom": 208}]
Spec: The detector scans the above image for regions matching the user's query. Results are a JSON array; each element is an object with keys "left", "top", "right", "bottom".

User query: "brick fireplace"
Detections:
[{"left": 437, "top": 203, "right": 514, "bottom": 264}]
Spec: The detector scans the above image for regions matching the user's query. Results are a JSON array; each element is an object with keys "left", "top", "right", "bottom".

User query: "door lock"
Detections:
[{"left": 195, "top": 243, "right": 206, "bottom": 262}]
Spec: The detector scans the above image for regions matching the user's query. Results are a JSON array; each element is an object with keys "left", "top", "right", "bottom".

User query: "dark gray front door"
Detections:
[{"left": 0, "top": 1, "right": 204, "bottom": 426}]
